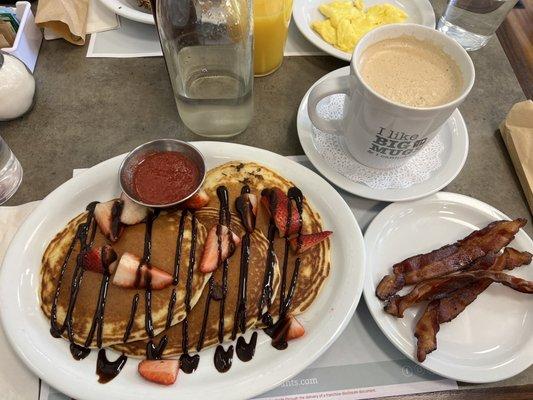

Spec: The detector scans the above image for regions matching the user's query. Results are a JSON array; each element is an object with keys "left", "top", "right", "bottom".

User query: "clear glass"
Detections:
[
  {"left": 0, "top": 137, "right": 23, "bottom": 205},
  {"left": 253, "top": 0, "right": 293, "bottom": 77},
  {"left": 154, "top": 0, "right": 253, "bottom": 137},
  {"left": 437, "top": 0, "right": 518, "bottom": 51}
]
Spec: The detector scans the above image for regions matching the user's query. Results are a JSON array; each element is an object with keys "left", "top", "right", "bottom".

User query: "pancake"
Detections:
[
  {"left": 40, "top": 209, "right": 209, "bottom": 347},
  {"left": 201, "top": 161, "right": 331, "bottom": 319},
  {"left": 112, "top": 207, "right": 279, "bottom": 357}
]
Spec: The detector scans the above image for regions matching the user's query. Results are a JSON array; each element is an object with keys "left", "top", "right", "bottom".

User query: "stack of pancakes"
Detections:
[{"left": 40, "top": 161, "right": 331, "bottom": 357}]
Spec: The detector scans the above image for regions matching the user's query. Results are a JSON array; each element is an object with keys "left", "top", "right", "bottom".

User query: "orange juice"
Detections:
[{"left": 253, "top": 0, "right": 293, "bottom": 76}]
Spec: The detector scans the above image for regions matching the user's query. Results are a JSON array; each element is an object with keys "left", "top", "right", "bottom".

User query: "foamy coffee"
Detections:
[{"left": 359, "top": 35, "right": 463, "bottom": 108}]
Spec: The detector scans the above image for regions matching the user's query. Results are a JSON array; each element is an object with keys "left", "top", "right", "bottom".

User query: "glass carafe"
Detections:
[{"left": 152, "top": 0, "right": 253, "bottom": 137}]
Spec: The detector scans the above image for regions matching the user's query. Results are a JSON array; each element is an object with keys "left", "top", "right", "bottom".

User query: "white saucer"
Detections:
[
  {"left": 293, "top": 0, "right": 436, "bottom": 61},
  {"left": 297, "top": 66, "right": 469, "bottom": 202},
  {"left": 363, "top": 192, "right": 533, "bottom": 383}
]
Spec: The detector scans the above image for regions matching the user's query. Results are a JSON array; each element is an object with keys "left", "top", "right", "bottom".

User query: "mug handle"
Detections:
[{"left": 307, "top": 75, "right": 351, "bottom": 135}]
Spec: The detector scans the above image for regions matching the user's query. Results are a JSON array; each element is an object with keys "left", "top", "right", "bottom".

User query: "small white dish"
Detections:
[
  {"left": 363, "top": 192, "right": 533, "bottom": 383},
  {"left": 0, "top": 142, "right": 365, "bottom": 400},
  {"left": 297, "top": 66, "right": 469, "bottom": 202},
  {"left": 98, "top": 0, "right": 154, "bottom": 25},
  {"left": 293, "top": 0, "right": 436, "bottom": 61}
]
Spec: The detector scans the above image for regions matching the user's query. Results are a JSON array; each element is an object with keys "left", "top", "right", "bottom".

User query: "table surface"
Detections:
[{"left": 1, "top": 1, "right": 532, "bottom": 399}]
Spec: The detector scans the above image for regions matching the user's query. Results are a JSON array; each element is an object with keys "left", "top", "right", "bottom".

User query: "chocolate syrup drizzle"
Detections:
[
  {"left": 165, "top": 289, "right": 177, "bottom": 329},
  {"left": 258, "top": 219, "right": 277, "bottom": 325},
  {"left": 123, "top": 294, "right": 139, "bottom": 342},
  {"left": 96, "top": 349, "right": 127, "bottom": 384},
  {"left": 178, "top": 210, "right": 200, "bottom": 374},
  {"left": 50, "top": 202, "right": 97, "bottom": 343},
  {"left": 262, "top": 187, "right": 304, "bottom": 350},
  {"left": 232, "top": 185, "right": 258, "bottom": 362},
  {"left": 49, "top": 202, "right": 127, "bottom": 383},
  {"left": 49, "top": 185, "right": 307, "bottom": 382},
  {"left": 138, "top": 211, "right": 155, "bottom": 339},
  {"left": 146, "top": 335, "right": 168, "bottom": 360},
  {"left": 236, "top": 331, "right": 257, "bottom": 362},
  {"left": 212, "top": 186, "right": 235, "bottom": 372}
]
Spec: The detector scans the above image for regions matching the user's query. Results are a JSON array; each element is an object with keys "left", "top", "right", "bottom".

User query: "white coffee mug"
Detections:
[{"left": 307, "top": 24, "right": 475, "bottom": 170}]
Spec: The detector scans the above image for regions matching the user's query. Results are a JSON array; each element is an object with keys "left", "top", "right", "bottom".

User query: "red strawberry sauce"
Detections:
[{"left": 132, "top": 151, "right": 200, "bottom": 205}]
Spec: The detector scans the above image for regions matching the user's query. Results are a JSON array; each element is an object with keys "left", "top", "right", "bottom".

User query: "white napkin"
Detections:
[
  {"left": 44, "top": 0, "right": 119, "bottom": 40},
  {"left": 0, "top": 201, "right": 40, "bottom": 400}
]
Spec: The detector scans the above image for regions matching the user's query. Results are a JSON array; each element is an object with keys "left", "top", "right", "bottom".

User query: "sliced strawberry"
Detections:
[
  {"left": 286, "top": 316, "right": 305, "bottom": 341},
  {"left": 138, "top": 359, "right": 179, "bottom": 385},
  {"left": 81, "top": 245, "right": 117, "bottom": 274},
  {"left": 108, "top": 260, "right": 118, "bottom": 274},
  {"left": 261, "top": 188, "right": 301, "bottom": 237},
  {"left": 289, "top": 231, "right": 332, "bottom": 254},
  {"left": 120, "top": 193, "right": 149, "bottom": 225},
  {"left": 246, "top": 193, "right": 258, "bottom": 215},
  {"left": 94, "top": 199, "right": 123, "bottom": 242},
  {"left": 235, "top": 193, "right": 258, "bottom": 233},
  {"left": 183, "top": 189, "right": 210, "bottom": 210},
  {"left": 200, "top": 225, "right": 242, "bottom": 273},
  {"left": 112, "top": 252, "right": 172, "bottom": 290}
]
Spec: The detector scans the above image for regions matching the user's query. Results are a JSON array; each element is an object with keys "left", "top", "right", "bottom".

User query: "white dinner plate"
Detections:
[
  {"left": 0, "top": 142, "right": 365, "bottom": 400},
  {"left": 363, "top": 192, "right": 533, "bottom": 383},
  {"left": 98, "top": 0, "right": 155, "bottom": 25},
  {"left": 293, "top": 0, "right": 436, "bottom": 61},
  {"left": 297, "top": 67, "right": 469, "bottom": 202}
]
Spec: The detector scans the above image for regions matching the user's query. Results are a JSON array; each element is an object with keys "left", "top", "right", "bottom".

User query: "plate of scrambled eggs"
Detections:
[{"left": 293, "top": 0, "right": 435, "bottom": 61}]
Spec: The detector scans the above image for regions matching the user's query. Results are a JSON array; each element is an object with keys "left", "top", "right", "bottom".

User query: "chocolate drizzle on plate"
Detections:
[
  {"left": 213, "top": 186, "right": 236, "bottom": 372},
  {"left": 178, "top": 210, "right": 200, "bottom": 373},
  {"left": 231, "top": 185, "right": 258, "bottom": 361},
  {"left": 262, "top": 187, "right": 304, "bottom": 350},
  {"left": 49, "top": 202, "right": 127, "bottom": 383},
  {"left": 96, "top": 349, "right": 127, "bottom": 384},
  {"left": 214, "top": 344, "right": 234, "bottom": 373},
  {"left": 236, "top": 331, "right": 257, "bottom": 362},
  {"left": 50, "top": 202, "right": 98, "bottom": 343}
]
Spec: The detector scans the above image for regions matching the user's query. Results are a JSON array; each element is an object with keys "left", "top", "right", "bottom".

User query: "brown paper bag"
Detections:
[
  {"left": 500, "top": 100, "right": 533, "bottom": 214},
  {"left": 35, "top": 0, "right": 89, "bottom": 45}
]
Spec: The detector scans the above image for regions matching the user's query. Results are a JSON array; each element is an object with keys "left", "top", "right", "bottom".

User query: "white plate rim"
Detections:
[
  {"left": 293, "top": 0, "right": 436, "bottom": 61},
  {"left": 362, "top": 191, "right": 533, "bottom": 383},
  {"left": 98, "top": 0, "right": 155, "bottom": 25},
  {"left": 297, "top": 66, "right": 469, "bottom": 202},
  {"left": 0, "top": 141, "right": 365, "bottom": 400}
]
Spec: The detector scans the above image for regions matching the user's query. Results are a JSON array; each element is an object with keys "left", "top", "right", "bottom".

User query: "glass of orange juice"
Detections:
[{"left": 253, "top": 0, "right": 293, "bottom": 76}]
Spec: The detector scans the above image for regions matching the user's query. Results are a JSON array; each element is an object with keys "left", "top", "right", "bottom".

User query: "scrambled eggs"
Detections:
[{"left": 312, "top": 0, "right": 407, "bottom": 52}]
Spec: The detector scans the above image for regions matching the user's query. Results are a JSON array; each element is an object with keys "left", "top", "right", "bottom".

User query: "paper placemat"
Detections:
[
  {"left": 87, "top": 17, "right": 325, "bottom": 58},
  {"left": 1, "top": 158, "right": 457, "bottom": 400}
]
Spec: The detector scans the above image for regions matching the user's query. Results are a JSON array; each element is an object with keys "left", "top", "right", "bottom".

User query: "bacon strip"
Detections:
[
  {"left": 386, "top": 251, "right": 533, "bottom": 317},
  {"left": 414, "top": 248, "right": 532, "bottom": 362},
  {"left": 375, "top": 219, "right": 527, "bottom": 300}
]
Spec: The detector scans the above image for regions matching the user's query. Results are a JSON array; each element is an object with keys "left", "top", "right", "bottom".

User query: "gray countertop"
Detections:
[{"left": 0, "top": 3, "right": 531, "bottom": 394}]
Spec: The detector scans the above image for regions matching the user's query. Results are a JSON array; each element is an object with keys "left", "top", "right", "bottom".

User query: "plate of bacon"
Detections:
[{"left": 363, "top": 192, "right": 533, "bottom": 383}]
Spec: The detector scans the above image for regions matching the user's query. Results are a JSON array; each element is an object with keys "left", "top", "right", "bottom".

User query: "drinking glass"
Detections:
[
  {"left": 437, "top": 0, "right": 518, "bottom": 51},
  {"left": 153, "top": 0, "right": 253, "bottom": 138},
  {"left": 253, "top": 0, "right": 293, "bottom": 76},
  {"left": 0, "top": 137, "right": 23, "bottom": 205}
]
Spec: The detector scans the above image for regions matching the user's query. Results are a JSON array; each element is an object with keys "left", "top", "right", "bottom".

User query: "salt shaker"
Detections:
[{"left": 0, "top": 51, "right": 35, "bottom": 121}]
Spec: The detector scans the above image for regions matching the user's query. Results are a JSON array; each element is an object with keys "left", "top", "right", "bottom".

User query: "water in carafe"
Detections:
[{"left": 155, "top": 0, "right": 253, "bottom": 137}]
